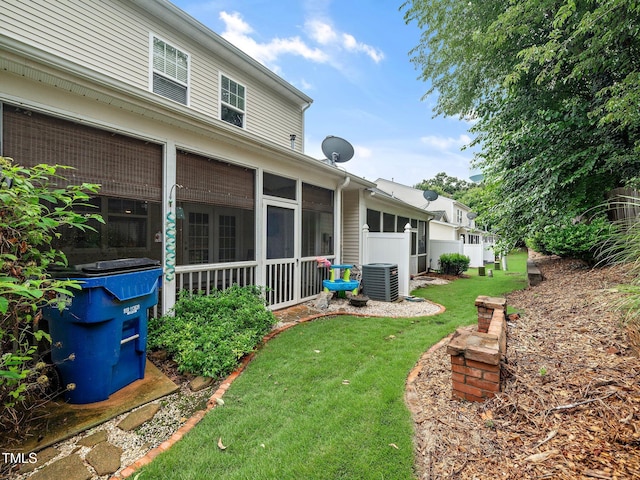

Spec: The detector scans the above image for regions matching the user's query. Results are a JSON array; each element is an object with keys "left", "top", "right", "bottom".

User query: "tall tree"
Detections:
[
  {"left": 414, "top": 172, "right": 473, "bottom": 198},
  {"left": 402, "top": 0, "right": 640, "bottom": 242}
]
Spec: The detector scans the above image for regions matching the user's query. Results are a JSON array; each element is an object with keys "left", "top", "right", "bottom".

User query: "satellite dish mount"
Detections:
[
  {"left": 422, "top": 189, "right": 439, "bottom": 208},
  {"left": 321, "top": 136, "right": 354, "bottom": 166}
]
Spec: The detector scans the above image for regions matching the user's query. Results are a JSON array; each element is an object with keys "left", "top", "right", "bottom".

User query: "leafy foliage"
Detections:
[
  {"left": 0, "top": 156, "right": 102, "bottom": 440},
  {"left": 414, "top": 173, "right": 494, "bottom": 230},
  {"left": 438, "top": 253, "right": 470, "bottom": 276},
  {"left": 414, "top": 172, "right": 474, "bottom": 199},
  {"left": 402, "top": 0, "right": 640, "bottom": 246},
  {"left": 148, "top": 285, "right": 277, "bottom": 378},
  {"left": 525, "top": 216, "right": 611, "bottom": 264}
]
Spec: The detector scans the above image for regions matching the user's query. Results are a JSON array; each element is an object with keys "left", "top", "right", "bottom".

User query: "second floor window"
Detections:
[
  {"left": 152, "top": 36, "right": 189, "bottom": 105},
  {"left": 221, "top": 75, "right": 245, "bottom": 127}
]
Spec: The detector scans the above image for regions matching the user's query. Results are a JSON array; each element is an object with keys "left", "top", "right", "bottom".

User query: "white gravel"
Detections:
[{"left": 302, "top": 276, "right": 447, "bottom": 318}]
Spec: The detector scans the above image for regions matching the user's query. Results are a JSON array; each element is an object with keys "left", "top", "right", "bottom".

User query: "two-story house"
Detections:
[
  {"left": 0, "top": 0, "right": 376, "bottom": 311},
  {"left": 1, "top": 0, "right": 432, "bottom": 311},
  {"left": 374, "top": 178, "right": 495, "bottom": 269}
]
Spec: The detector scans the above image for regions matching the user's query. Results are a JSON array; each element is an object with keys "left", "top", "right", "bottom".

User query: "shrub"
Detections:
[
  {"left": 526, "top": 216, "right": 610, "bottom": 264},
  {"left": 439, "top": 253, "right": 470, "bottom": 276},
  {"left": 148, "top": 285, "right": 277, "bottom": 378},
  {"left": 0, "top": 156, "right": 102, "bottom": 442}
]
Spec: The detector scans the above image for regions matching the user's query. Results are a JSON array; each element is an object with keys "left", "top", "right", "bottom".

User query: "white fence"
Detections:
[
  {"left": 463, "top": 244, "right": 484, "bottom": 268},
  {"left": 430, "top": 239, "right": 496, "bottom": 270},
  {"left": 430, "top": 240, "right": 463, "bottom": 271},
  {"left": 362, "top": 224, "right": 411, "bottom": 297}
]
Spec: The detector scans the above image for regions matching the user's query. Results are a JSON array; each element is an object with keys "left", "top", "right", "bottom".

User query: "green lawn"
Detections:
[{"left": 136, "top": 251, "right": 527, "bottom": 479}]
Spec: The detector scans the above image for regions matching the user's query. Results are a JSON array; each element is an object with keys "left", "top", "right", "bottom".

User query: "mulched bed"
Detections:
[{"left": 409, "top": 255, "right": 640, "bottom": 479}]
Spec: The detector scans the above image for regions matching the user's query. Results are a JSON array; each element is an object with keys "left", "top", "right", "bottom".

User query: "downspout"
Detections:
[{"left": 335, "top": 175, "right": 350, "bottom": 265}]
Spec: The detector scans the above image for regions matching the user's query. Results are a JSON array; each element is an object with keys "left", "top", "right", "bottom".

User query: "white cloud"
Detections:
[
  {"left": 219, "top": 11, "right": 329, "bottom": 65},
  {"left": 355, "top": 145, "right": 373, "bottom": 158},
  {"left": 420, "top": 134, "right": 471, "bottom": 151},
  {"left": 299, "top": 78, "right": 313, "bottom": 91},
  {"left": 219, "top": 10, "right": 252, "bottom": 35},
  {"left": 341, "top": 33, "right": 384, "bottom": 63},
  {"left": 306, "top": 19, "right": 338, "bottom": 45},
  {"left": 306, "top": 19, "right": 384, "bottom": 64}
]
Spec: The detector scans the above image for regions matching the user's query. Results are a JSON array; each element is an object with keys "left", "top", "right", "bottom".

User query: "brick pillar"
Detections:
[
  {"left": 475, "top": 296, "right": 507, "bottom": 333},
  {"left": 450, "top": 355, "right": 500, "bottom": 402},
  {"left": 447, "top": 296, "right": 507, "bottom": 402}
]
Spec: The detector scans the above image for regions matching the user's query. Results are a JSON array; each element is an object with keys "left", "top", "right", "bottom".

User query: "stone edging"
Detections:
[{"left": 110, "top": 304, "right": 446, "bottom": 479}]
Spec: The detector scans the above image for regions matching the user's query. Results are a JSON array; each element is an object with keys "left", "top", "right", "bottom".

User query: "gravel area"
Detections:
[
  {"left": 12, "top": 381, "right": 216, "bottom": 480},
  {"left": 304, "top": 278, "right": 446, "bottom": 318}
]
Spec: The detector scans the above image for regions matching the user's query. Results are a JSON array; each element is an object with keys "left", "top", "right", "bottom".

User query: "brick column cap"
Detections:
[{"left": 475, "top": 296, "right": 507, "bottom": 310}]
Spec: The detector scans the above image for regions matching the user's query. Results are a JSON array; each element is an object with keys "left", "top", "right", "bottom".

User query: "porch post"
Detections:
[
  {"left": 426, "top": 219, "right": 432, "bottom": 273},
  {"left": 401, "top": 223, "right": 412, "bottom": 296},
  {"left": 161, "top": 141, "right": 177, "bottom": 316},
  {"left": 362, "top": 223, "right": 369, "bottom": 266}
]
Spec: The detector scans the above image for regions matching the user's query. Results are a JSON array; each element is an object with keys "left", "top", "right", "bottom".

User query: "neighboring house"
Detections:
[
  {"left": 341, "top": 186, "right": 433, "bottom": 297},
  {"left": 0, "top": 0, "right": 380, "bottom": 312},
  {"left": 374, "top": 179, "right": 495, "bottom": 269}
]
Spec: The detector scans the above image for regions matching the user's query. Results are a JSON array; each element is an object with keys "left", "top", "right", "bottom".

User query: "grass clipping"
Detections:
[{"left": 408, "top": 256, "right": 640, "bottom": 479}]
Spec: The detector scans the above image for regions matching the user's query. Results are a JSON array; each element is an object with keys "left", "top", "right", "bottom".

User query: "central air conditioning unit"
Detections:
[{"left": 362, "top": 263, "right": 399, "bottom": 302}]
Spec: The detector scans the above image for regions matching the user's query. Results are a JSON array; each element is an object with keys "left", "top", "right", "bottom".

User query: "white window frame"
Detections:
[
  {"left": 150, "top": 33, "right": 190, "bottom": 105},
  {"left": 219, "top": 73, "right": 246, "bottom": 128}
]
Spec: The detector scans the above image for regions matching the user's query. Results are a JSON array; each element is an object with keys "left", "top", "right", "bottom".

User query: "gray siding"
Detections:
[{"left": 1, "top": 0, "right": 305, "bottom": 150}]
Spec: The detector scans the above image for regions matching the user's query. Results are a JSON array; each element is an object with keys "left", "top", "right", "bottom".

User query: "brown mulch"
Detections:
[{"left": 409, "top": 255, "right": 640, "bottom": 480}]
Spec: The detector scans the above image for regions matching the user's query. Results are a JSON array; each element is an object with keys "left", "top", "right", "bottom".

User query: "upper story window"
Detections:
[
  {"left": 456, "top": 209, "right": 463, "bottom": 224},
  {"left": 221, "top": 74, "right": 246, "bottom": 128},
  {"left": 152, "top": 36, "right": 189, "bottom": 105}
]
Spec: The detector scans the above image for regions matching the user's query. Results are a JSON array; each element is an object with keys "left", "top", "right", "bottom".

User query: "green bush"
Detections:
[
  {"left": 0, "top": 156, "right": 102, "bottom": 442},
  {"left": 148, "top": 285, "right": 277, "bottom": 378},
  {"left": 526, "top": 216, "right": 610, "bottom": 264},
  {"left": 439, "top": 253, "right": 470, "bottom": 276}
]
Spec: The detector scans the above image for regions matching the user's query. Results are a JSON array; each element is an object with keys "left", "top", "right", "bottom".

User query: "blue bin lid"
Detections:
[
  {"left": 70, "top": 267, "right": 163, "bottom": 301},
  {"left": 50, "top": 258, "right": 160, "bottom": 277}
]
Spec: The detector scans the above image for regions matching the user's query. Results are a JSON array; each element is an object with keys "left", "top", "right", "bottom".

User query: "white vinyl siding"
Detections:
[
  {"left": 341, "top": 190, "right": 361, "bottom": 266},
  {"left": 2, "top": 0, "right": 150, "bottom": 89},
  {"left": 2, "top": 0, "right": 306, "bottom": 151}
]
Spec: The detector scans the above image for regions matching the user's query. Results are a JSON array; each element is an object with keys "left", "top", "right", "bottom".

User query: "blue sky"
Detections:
[{"left": 171, "top": 0, "right": 476, "bottom": 187}]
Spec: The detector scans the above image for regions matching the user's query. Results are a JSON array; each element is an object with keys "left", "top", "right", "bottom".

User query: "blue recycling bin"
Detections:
[{"left": 43, "top": 258, "right": 162, "bottom": 404}]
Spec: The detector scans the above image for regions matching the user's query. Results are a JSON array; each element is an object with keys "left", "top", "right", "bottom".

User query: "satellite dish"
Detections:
[
  {"left": 423, "top": 190, "right": 439, "bottom": 202},
  {"left": 469, "top": 168, "right": 484, "bottom": 183},
  {"left": 321, "top": 136, "right": 354, "bottom": 165},
  {"left": 467, "top": 212, "right": 478, "bottom": 220}
]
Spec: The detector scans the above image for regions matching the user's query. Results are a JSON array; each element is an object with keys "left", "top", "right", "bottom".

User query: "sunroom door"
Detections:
[{"left": 263, "top": 200, "right": 299, "bottom": 308}]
